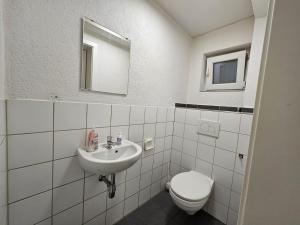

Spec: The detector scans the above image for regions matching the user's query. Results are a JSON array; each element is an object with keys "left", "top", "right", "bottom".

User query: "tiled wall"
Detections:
[
  {"left": 0, "top": 100, "right": 7, "bottom": 225},
  {"left": 5, "top": 99, "right": 175, "bottom": 225},
  {"left": 170, "top": 107, "right": 253, "bottom": 225}
]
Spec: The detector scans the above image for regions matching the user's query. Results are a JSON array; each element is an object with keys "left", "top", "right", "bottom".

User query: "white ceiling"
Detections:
[{"left": 153, "top": 0, "right": 254, "bottom": 37}]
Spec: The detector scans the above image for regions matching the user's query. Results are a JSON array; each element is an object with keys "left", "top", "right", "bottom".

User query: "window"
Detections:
[{"left": 204, "top": 50, "right": 247, "bottom": 91}]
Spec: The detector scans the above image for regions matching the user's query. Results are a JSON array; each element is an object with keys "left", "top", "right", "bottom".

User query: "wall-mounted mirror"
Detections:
[{"left": 81, "top": 18, "right": 131, "bottom": 95}]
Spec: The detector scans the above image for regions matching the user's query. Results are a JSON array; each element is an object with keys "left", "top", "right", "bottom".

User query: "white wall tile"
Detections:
[
  {"left": 232, "top": 172, "right": 244, "bottom": 193},
  {"left": 216, "top": 131, "right": 238, "bottom": 152},
  {"left": 163, "top": 150, "right": 171, "bottom": 163},
  {"left": 150, "top": 181, "right": 161, "bottom": 197},
  {"left": 8, "top": 162, "right": 52, "bottom": 203},
  {"left": 198, "top": 134, "right": 216, "bottom": 146},
  {"left": 129, "top": 125, "right": 144, "bottom": 143},
  {"left": 140, "top": 170, "right": 152, "bottom": 190},
  {"left": 115, "top": 171, "right": 126, "bottom": 185},
  {"left": 155, "top": 123, "right": 166, "bottom": 138},
  {"left": 87, "top": 103, "right": 111, "bottom": 128},
  {"left": 182, "top": 139, "right": 197, "bottom": 156},
  {"left": 53, "top": 180, "right": 83, "bottom": 214},
  {"left": 84, "top": 212, "right": 105, "bottom": 225},
  {"left": 151, "top": 166, "right": 162, "bottom": 182},
  {"left": 94, "top": 127, "right": 111, "bottom": 143},
  {"left": 234, "top": 154, "right": 247, "bottom": 174},
  {"left": 164, "top": 136, "right": 172, "bottom": 150},
  {"left": 53, "top": 156, "right": 84, "bottom": 187},
  {"left": 7, "top": 100, "right": 53, "bottom": 134},
  {"left": 141, "top": 155, "right": 153, "bottom": 173},
  {"left": 84, "top": 175, "right": 107, "bottom": 200},
  {"left": 172, "top": 136, "right": 183, "bottom": 151},
  {"left": 53, "top": 203, "right": 82, "bottom": 225},
  {"left": 111, "top": 105, "right": 130, "bottom": 126},
  {"left": 170, "top": 163, "right": 181, "bottom": 176},
  {"left": 143, "top": 123, "right": 155, "bottom": 139},
  {"left": 165, "top": 122, "right": 173, "bottom": 136},
  {"left": 126, "top": 159, "right": 141, "bottom": 181},
  {"left": 84, "top": 192, "right": 106, "bottom": 222},
  {"left": 162, "top": 164, "right": 169, "bottom": 177},
  {"left": 173, "top": 122, "right": 184, "bottom": 137},
  {"left": 9, "top": 190, "right": 52, "bottom": 225},
  {"left": 129, "top": 105, "right": 145, "bottom": 125},
  {"left": 107, "top": 183, "right": 125, "bottom": 208},
  {"left": 54, "top": 129, "right": 85, "bottom": 159},
  {"left": 156, "top": 107, "right": 167, "bottom": 122},
  {"left": 201, "top": 110, "right": 219, "bottom": 121},
  {"left": 195, "top": 159, "right": 213, "bottom": 177},
  {"left": 106, "top": 202, "right": 124, "bottom": 225},
  {"left": 237, "top": 134, "right": 250, "bottom": 155},
  {"left": 139, "top": 187, "right": 150, "bottom": 206},
  {"left": 207, "top": 200, "right": 228, "bottom": 224},
  {"left": 185, "top": 109, "right": 200, "bottom": 125},
  {"left": 174, "top": 108, "right": 186, "bottom": 123},
  {"left": 171, "top": 150, "right": 182, "bottom": 165},
  {"left": 8, "top": 132, "right": 53, "bottom": 169},
  {"left": 125, "top": 176, "right": 140, "bottom": 198},
  {"left": 54, "top": 102, "right": 86, "bottom": 131},
  {"left": 229, "top": 191, "right": 241, "bottom": 212},
  {"left": 227, "top": 209, "right": 238, "bottom": 225},
  {"left": 161, "top": 176, "right": 168, "bottom": 190},
  {"left": 154, "top": 138, "right": 164, "bottom": 152},
  {"left": 212, "top": 165, "right": 233, "bottom": 188},
  {"left": 144, "top": 107, "right": 157, "bottom": 124},
  {"left": 214, "top": 148, "right": 236, "bottom": 170},
  {"left": 239, "top": 114, "right": 253, "bottom": 135},
  {"left": 153, "top": 152, "right": 164, "bottom": 168},
  {"left": 167, "top": 107, "right": 175, "bottom": 122},
  {"left": 219, "top": 112, "right": 241, "bottom": 133},
  {"left": 211, "top": 184, "right": 231, "bottom": 207},
  {"left": 111, "top": 126, "right": 128, "bottom": 141},
  {"left": 181, "top": 153, "right": 195, "bottom": 170},
  {"left": 124, "top": 193, "right": 138, "bottom": 216},
  {"left": 183, "top": 124, "right": 198, "bottom": 141},
  {"left": 197, "top": 143, "right": 214, "bottom": 163}
]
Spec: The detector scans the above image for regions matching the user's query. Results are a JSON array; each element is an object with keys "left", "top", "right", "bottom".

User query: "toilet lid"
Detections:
[{"left": 170, "top": 171, "right": 212, "bottom": 202}]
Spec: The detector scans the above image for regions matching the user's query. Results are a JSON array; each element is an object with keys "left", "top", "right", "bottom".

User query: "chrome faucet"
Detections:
[{"left": 105, "top": 136, "right": 116, "bottom": 149}]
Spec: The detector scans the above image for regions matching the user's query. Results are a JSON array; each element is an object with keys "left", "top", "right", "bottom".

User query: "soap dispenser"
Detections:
[
  {"left": 87, "top": 127, "right": 99, "bottom": 152},
  {"left": 117, "top": 132, "right": 123, "bottom": 145}
]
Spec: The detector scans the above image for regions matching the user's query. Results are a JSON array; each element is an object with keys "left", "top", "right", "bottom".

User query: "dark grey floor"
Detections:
[{"left": 116, "top": 191, "right": 225, "bottom": 225}]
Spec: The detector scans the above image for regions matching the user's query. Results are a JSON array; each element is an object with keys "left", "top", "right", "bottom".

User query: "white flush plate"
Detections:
[{"left": 197, "top": 120, "right": 220, "bottom": 138}]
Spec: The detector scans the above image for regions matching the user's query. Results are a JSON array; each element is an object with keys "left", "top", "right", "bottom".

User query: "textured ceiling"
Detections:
[{"left": 153, "top": 0, "right": 254, "bottom": 37}]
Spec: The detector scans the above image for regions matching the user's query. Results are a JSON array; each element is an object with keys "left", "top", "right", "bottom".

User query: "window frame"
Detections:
[{"left": 204, "top": 50, "right": 247, "bottom": 91}]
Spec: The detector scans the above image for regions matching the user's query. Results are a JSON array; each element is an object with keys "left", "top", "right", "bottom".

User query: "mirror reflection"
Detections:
[{"left": 81, "top": 18, "right": 130, "bottom": 95}]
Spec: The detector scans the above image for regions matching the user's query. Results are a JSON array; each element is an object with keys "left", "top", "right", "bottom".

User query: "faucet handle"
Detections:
[{"left": 107, "top": 135, "right": 112, "bottom": 143}]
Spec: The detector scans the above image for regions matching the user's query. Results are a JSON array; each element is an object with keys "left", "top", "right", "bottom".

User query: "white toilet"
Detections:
[{"left": 169, "top": 170, "right": 214, "bottom": 215}]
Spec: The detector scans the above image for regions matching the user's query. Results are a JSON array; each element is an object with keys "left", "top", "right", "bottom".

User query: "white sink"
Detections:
[{"left": 78, "top": 140, "right": 142, "bottom": 175}]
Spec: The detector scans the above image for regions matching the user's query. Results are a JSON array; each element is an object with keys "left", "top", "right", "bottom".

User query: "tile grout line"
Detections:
[{"left": 51, "top": 101, "right": 55, "bottom": 225}]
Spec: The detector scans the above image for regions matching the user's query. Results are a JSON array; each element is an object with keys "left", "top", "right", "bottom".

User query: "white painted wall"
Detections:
[
  {"left": 243, "top": 17, "right": 267, "bottom": 107},
  {"left": 0, "top": 0, "right": 5, "bottom": 98},
  {"left": 186, "top": 18, "right": 255, "bottom": 106},
  {"left": 4, "top": 0, "right": 191, "bottom": 106},
  {"left": 240, "top": 1, "right": 300, "bottom": 224}
]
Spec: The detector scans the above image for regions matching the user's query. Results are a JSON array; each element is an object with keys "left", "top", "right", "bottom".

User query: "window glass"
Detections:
[{"left": 213, "top": 59, "right": 238, "bottom": 84}]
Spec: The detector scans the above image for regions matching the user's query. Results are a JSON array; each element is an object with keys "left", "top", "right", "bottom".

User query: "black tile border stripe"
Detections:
[{"left": 175, "top": 102, "right": 254, "bottom": 113}]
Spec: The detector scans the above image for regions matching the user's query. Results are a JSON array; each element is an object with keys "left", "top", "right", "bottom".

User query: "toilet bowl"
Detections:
[{"left": 169, "top": 170, "right": 214, "bottom": 215}]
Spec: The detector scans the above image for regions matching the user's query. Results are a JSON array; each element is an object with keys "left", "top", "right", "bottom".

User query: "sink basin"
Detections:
[{"left": 78, "top": 140, "right": 142, "bottom": 175}]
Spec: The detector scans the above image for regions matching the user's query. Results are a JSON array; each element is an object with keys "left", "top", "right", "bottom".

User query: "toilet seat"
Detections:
[{"left": 170, "top": 171, "right": 212, "bottom": 202}]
